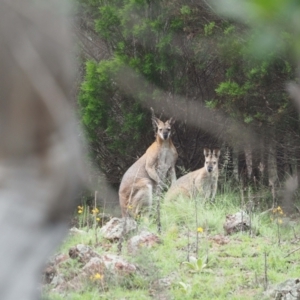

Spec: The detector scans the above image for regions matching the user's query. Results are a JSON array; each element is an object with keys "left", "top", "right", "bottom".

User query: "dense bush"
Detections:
[{"left": 76, "top": 0, "right": 299, "bottom": 194}]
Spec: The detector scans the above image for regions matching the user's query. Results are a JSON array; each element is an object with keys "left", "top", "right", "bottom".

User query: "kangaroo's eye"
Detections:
[
  {"left": 159, "top": 128, "right": 163, "bottom": 131},
  {"left": 167, "top": 128, "right": 171, "bottom": 131}
]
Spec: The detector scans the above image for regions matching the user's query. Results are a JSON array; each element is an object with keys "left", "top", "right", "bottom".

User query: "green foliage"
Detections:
[
  {"left": 182, "top": 255, "right": 208, "bottom": 273},
  {"left": 204, "top": 22, "right": 215, "bottom": 36},
  {"left": 180, "top": 5, "right": 191, "bottom": 15},
  {"left": 95, "top": 5, "right": 121, "bottom": 40},
  {"left": 215, "top": 81, "right": 250, "bottom": 97},
  {"left": 214, "top": 0, "right": 300, "bottom": 59},
  {"left": 215, "top": 24, "right": 295, "bottom": 127},
  {"left": 79, "top": 57, "right": 148, "bottom": 161},
  {"left": 205, "top": 99, "right": 219, "bottom": 109}
]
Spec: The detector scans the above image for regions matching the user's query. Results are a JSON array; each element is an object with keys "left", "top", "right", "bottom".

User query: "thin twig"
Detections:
[
  {"left": 292, "top": 226, "right": 298, "bottom": 240},
  {"left": 187, "top": 227, "right": 190, "bottom": 262},
  {"left": 277, "top": 217, "right": 281, "bottom": 247},
  {"left": 284, "top": 246, "right": 300, "bottom": 258},
  {"left": 205, "top": 219, "right": 209, "bottom": 263},
  {"left": 94, "top": 190, "right": 98, "bottom": 245},
  {"left": 294, "top": 204, "right": 300, "bottom": 214},
  {"left": 264, "top": 251, "right": 268, "bottom": 291},
  {"left": 249, "top": 204, "right": 252, "bottom": 237},
  {"left": 157, "top": 193, "right": 161, "bottom": 234},
  {"left": 259, "top": 208, "right": 273, "bottom": 216},
  {"left": 195, "top": 195, "right": 199, "bottom": 259}
]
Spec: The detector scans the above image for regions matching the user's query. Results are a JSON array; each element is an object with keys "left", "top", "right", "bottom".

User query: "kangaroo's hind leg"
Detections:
[{"left": 131, "top": 178, "right": 153, "bottom": 217}]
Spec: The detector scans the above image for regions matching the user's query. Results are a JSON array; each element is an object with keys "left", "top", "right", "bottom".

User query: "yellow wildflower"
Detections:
[
  {"left": 127, "top": 205, "right": 133, "bottom": 210},
  {"left": 94, "top": 273, "right": 103, "bottom": 280},
  {"left": 278, "top": 219, "right": 283, "bottom": 224},
  {"left": 92, "top": 207, "right": 99, "bottom": 215},
  {"left": 96, "top": 217, "right": 100, "bottom": 222},
  {"left": 273, "top": 206, "right": 284, "bottom": 215},
  {"left": 77, "top": 205, "right": 84, "bottom": 214},
  {"left": 197, "top": 227, "right": 204, "bottom": 233},
  {"left": 90, "top": 273, "right": 103, "bottom": 281}
]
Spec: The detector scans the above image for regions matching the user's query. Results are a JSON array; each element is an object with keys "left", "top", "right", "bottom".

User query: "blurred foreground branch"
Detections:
[{"left": 0, "top": 1, "right": 87, "bottom": 299}]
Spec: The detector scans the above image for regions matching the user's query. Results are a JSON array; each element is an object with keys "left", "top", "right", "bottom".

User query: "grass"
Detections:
[{"left": 43, "top": 191, "right": 300, "bottom": 300}]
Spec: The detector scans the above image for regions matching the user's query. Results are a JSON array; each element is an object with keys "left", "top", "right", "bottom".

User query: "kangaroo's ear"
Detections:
[
  {"left": 204, "top": 148, "right": 211, "bottom": 157},
  {"left": 151, "top": 116, "right": 160, "bottom": 128},
  {"left": 213, "top": 148, "right": 220, "bottom": 158},
  {"left": 166, "top": 117, "right": 175, "bottom": 126},
  {"left": 151, "top": 107, "right": 160, "bottom": 130}
]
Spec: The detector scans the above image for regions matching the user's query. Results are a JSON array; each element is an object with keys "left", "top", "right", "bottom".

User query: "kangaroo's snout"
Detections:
[
  {"left": 207, "top": 166, "right": 213, "bottom": 172},
  {"left": 163, "top": 132, "right": 169, "bottom": 140}
]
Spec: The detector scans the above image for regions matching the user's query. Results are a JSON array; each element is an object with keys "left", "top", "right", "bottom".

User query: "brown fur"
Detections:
[
  {"left": 119, "top": 117, "right": 178, "bottom": 217},
  {"left": 165, "top": 148, "right": 220, "bottom": 201}
]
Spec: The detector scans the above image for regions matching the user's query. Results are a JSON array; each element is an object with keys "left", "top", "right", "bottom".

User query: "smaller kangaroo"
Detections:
[
  {"left": 119, "top": 115, "right": 178, "bottom": 217},
  {"left": 165, "top": 148, "right": 220, "bottom": 201}
]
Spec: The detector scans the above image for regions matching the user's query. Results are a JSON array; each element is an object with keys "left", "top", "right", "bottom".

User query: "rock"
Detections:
[
  {"left": 153, "top": 272, "right": 177, "bottom": 289},
  {"left": 97, "top": 213, "right": 112, "bottom": 226},
  {"left": 82, "top": 257, "right": 105, "bottom": 276},
  {"left": 127, "top": 231, "right": 161, "bottom": 254},
  {"left": 79, "top": 254, "right": 136, "bottom": 283},
  {"left": 50, "top": 253, "right": 136, "bottom": 293},
  {"left": 69, "top": 227, "right": 86, "bottom": 235},
  {"left": 53, "top": 253, "right": 69, "bottom": 265},
  {"left": 56, "top": 273, "right": 86, "bottom": 293},
  {"left": 76, "top": 244, "right": 91, "bottom": 253},
  {"left": 209, "top": 234, "right": 230, "bottom": 245},
  {"left": 50, "top": 258, "right": 105, "bottom": 293},
  {"left": 101, "top": 254, "right": 136, "bottom": 275},
  {"left": 77, "top": 253, "right": 137, "bottom": 278},
  {"left": 43, "top": 253, "right": 68, "bottom": 284},
  {"left": 45, "top": 239, "right": 137, "bottom": 294},
  {"left": 43, "top": 266, "right": 57, "bottom": 284},
  {"left": 223, "top": 211, "right": 250, "bottom": 235},
  {"left": 100, "top": 217, "right": 137, "bottom": 240},
  {"left": 68, "top": 244, "right": 100, "bottom": 264},
  {"left": 149, "top": 272, "right": 177, "bottom": 299},
  {"left": 46, "top": 253, "right": 68, "bottom": 267},
  {"left": 68, "top": 246, "right": 79, "bottom": 259},
  {"left": 263, "top": 278, "right": 300, "bottom": 299},
  {"left": 50, "top": 274, "right": 65, "bottom": 287}
]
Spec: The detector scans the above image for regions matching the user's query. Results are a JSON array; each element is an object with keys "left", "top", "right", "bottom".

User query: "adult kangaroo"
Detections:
[
  {"left": 119, "top": 116, "right": 178, "bottom": 217},
  {"left": 165, "top": 148, "right": 220, "bottom": 202}
]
